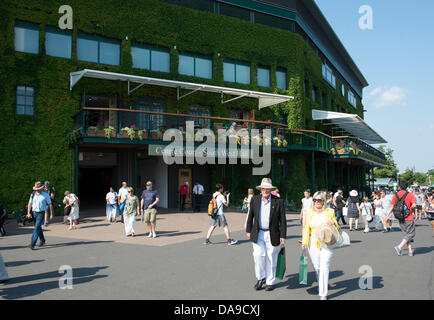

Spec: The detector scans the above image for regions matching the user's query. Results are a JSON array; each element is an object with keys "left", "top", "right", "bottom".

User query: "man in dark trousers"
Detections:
[{"left": 246, "top": 178, "right": 286, "bottom": 292}]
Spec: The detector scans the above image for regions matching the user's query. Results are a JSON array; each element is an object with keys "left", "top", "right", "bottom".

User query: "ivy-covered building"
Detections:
[{"left": 0, "top": 0, "right": 386, "bottom": 211}]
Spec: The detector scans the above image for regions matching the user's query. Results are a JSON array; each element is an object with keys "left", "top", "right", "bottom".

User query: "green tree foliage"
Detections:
[
  {"left": 399, "top": 168, "right": 429, "bottom": 186},
  {"left": 374, "top": 145, "right": 398, "bottom": 178}
]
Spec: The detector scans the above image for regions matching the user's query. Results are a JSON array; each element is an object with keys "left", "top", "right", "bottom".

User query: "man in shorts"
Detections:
[
  {"left": 140, "top": 181, "right": 160, "bottom": 238},
  {"left": 204, "top": 184, "right": 238, "bottom": 246},
  {"left": 384, "top": 181, "right": 416, "bottom": 256},
  {"left": 414, "top": 189, "right": 425, "bottom": 221}
]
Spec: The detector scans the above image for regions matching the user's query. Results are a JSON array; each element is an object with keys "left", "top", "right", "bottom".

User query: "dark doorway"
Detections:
[{"left": 79, "top": 168, "right": 114, "bottom": 206}]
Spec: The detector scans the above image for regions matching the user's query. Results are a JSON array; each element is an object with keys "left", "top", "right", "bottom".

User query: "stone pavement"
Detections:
[{"left": 0, "top": 209, "right": 433, "bottom": 300}]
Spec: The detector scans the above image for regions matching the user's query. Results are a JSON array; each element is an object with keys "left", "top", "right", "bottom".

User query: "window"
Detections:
[
  {"left": 312, "top": 87, "right": 317, "bottom": 102},
  {"left": 187, "top": 105, "right": 211, "bottom": 128},
  {"left": 45, "top": 27, "right": 72, "bottom": 59},
  {"left": 304, "top": 79, "right": 309, "bottom": 97},
  {"left": 224, "top": 60, "right": 250, "bottom": 84},
  {"left": 136, "top": 97, "right": 165, "bottom": 131},
  {"left": 219, "top": 3, "right": 250, "bottom": 21},
  {"left": 77, "top": 33, "right": 120, "bottom": 66},
  {"left": 341, "top": 84, "right": 345, "bottom": 96},
  {"left": 14, "top": 21, "right": 39, "bottom": 54},
  {"left": 276, "top": 69, "right": 287, "bottom": 90},
  {"left": 16, "top": 86, "right": 35, "bottom": 115},
  {"left": 322, "top": 63, "right": 336, "bottom": 89},
  {"left": 131, "top": 45, "right": 170, "bottom": 73},
  {"left": 257, "top": 66, "right": 271, "bottom": 87},
  {"left": 348, "top": 90, "right": 357, "bottom": 108},
  {"left": 179, "top": 54, "right": 212, "bottom": 79},
  {"left": 254, "top": 12, "right": 294, "bottom": 32}
]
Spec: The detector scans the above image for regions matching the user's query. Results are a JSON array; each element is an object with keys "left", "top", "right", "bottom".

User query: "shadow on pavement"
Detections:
[
  {"left": 327, "top": 276, "right": 384, "bottom": 299},
  {"left": 0, "top": 266, "right": 109, "bottom": 299},
  {"left": 415, "top": 246, "right": 434, "bottom": 255},
  {"left": 277, "top": 270, "right": 344, "bottom": 290},
  {"left": 0, "top": 240, "right": 113, "bottom": 251},
  {"left": 5, "top": 260, "right": 44, "bottom": 267}
]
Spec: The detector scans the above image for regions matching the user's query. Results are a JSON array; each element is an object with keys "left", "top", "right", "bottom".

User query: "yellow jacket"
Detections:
[{"left": 302, "top": 208, "right": 340, "bottom": 248}]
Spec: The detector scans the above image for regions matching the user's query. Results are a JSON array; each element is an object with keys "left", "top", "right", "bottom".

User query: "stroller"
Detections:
[
  {"left": 17, "top": 207, "right": 34, "bottom": 227},
  {"left": 0, "top": 203, "right": 7, "bottom": 236}
]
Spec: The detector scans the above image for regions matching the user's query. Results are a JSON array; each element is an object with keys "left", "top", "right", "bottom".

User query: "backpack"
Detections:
[
  {"left": 208, "top": 194, "right": 223, "bottom": 218},
  {"left": 392, "top": 191, "right": 410, "bottom": 220}
]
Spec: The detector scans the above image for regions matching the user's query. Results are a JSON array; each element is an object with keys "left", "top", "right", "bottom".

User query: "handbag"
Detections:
[
  {"left": 275, "top": 246, "right": 286, "bottom": 280},
  {"left": 64, "top": 206, "right": 71, "bottom": 216},
  {"left": 299, "top": 249, "right": 308, "bottom": 285},
  {"left": 119, "top": 200, "right": 126, "bottom": 212},
  {"left": 342, "top": 207, "right": 348, "bottom": 216}
]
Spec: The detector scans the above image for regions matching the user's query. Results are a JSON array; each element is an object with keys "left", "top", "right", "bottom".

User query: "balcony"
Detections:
[
  {"left": 68, "top": 107, "right": 333, "bottom": 154},
  {"left": 331, "top": 137, "right": 386, "bottom": 166}
]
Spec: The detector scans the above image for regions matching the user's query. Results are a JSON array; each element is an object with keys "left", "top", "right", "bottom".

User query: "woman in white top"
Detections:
[
  {"left": 359, "top": 196, "right": 373, "bottom": 233},
  {"left": 63, "top": 191, "right": 79, "bottom": 230},
  {"left": 373, "top": 192, "right": 384, "bottom": 231},
  {"left": 106, "top": 187, "right": 119, "bottom": 223}
]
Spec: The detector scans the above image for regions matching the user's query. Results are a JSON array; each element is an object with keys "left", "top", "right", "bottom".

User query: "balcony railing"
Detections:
[
  {"left": 331, "top": 136, "right": 386, "bottom": 165},
  {"left": 69, "top": 107, "right": 334, "bottom": 153}
]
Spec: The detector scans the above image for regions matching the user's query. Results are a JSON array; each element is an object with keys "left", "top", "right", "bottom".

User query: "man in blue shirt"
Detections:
[
  {"left": 140, "top": 181, "right": 160, "bottom": 238},
  {"left": 27, "top": 181, "right": 53, "bottom": 249}
]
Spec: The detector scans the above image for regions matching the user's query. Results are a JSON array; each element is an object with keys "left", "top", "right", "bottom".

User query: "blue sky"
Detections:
[{"left": 314, "top": 0, "right": 434, "bottom": 174}]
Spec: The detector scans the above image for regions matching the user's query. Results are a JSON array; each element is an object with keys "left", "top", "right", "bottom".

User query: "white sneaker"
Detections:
[
  {"left": 152, "top": 232, "right": 157, "bottom": 238},
  {"left": 363, "top": 228, "right": 370, "bottom": 233},
  {"left": 147, "top": 232, "right": 152, "bottom": 238}
]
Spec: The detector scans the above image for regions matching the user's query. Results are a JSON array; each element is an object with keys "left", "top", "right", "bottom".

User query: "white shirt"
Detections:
[
  {"left": 193, "top": 184, "right": 204, "bottom": 195},
  {"left": 259, "top": 195, "right": 271, "bottom": 230},
  {"left": 118, "top": 187, "right": 128, "bottom": 200},
  {"left": 106, "top": 192, "right": 118, "bottom": 205},
  {"left": 213, "top": 192, "right": 226, "bottom": 216},
  {"left": 381, "top": 195, "right": 393, "bottom": 212},
  {"left": 360, "top": 202, "right": 372, "bottom": 216},
  {"left": 302, "top": 197, "right": 313, "bottom": 212},
  {"left": 415, "top": 194, "right": 425, "bottom": 205}
]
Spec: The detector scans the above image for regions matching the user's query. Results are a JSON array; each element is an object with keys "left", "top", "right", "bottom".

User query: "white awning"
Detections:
[
  {"left": 70, "top": 69, "right": 293, "bottom": 109},
  {"left": 312, "top": 109, "right": 387, "bottom": 144}
]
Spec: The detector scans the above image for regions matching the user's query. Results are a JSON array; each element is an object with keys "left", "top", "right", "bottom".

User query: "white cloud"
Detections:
[{"left": 366, "top": 86, "right": 408, "bottom": 108}]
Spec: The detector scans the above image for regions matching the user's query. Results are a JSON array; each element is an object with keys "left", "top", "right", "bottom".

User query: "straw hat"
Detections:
[
  {"left": 33, "top": 181, "right": 44, "bottom": 191},
  {"left": 350, "top": 190, "right": 358, "bottom": 197},
  {"left": 256, "top": 178, "right": 277, "bottom": 191},
  {"left": 315, "top": 224, "right": 340, "bottom": 248}
]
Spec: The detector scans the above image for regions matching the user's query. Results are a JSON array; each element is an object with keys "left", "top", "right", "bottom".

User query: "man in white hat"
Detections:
[{"left": 246, "top": 178, "right": 286, "bottom": 291}]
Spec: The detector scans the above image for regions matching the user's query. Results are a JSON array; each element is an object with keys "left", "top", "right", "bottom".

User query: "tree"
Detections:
[
  {"left": 374, "top": 146, "right": 399, "bottom": 178},
  {"left": 399, "top": 168, "right": 429, "bottom": 186}
]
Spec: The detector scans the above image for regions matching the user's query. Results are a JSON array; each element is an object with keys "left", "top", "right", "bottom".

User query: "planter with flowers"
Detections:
[
  {"left": 273, "top": 134, "right": 288, "bottom": 148},
  {"left": 136, "top": 129, "right": 148, "bottom": 140},
  {"left": 103, "top": 126, "right": 116, "bottom": 139},
  {"left": 121, "top": 126, "right": 137, "bottom": 140},
  {"left": 150, "top": 129, "right": 163, "bottom": 140}
]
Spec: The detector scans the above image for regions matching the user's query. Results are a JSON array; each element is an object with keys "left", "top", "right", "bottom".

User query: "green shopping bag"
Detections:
[
  {"left": 276, "top": 246, "right": 286, "bottom": 280},
  {"left": 299, "top": 249, "right": 308, "bottom": 285}
]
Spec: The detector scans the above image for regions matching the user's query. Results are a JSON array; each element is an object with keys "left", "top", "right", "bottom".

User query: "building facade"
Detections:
[{"left": 0, "top": 0, "right": 386, "bottom": 211}]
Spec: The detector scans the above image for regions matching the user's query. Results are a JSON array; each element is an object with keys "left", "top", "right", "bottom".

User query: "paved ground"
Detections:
[{"left": 0, "top": 209, "right": 433, "bottom": 300}]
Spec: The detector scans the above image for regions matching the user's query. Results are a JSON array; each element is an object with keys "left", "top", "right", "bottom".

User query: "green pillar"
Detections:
[
  {"left": 74, "top": 144, "right": 79, "bottom": 196},
  {"left": 346, "top": 164, "right": 350, "bottom": 193},
  {"left": 324, "top": 159, "right": 328, "bottom": 190},
  {"left": 134, "top": 149, "right": 138, "bottom": 194},
  {"left": 311, "top": 152, "right": 316, "bottom": 193}
]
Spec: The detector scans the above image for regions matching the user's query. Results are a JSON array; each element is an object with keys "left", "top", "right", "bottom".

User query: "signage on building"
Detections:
[{"left": 148, "top": 144, "right": 250, "bottom": 159}]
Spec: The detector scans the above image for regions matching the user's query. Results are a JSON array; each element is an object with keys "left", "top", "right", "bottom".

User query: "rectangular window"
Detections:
[
  {"left": 219, "top": 3, "right": 251, "bottom": 21},
  {"left": 131, "top": 45, "right": 170, "bottom": 73},
  {"left": 187, "top": 105, "right": 212, "bottom": 129},
  {"left": 322, "top": 63, "right": 336, "bottom": 89},
  {"left": 14, "top": 21, "right": 39, "bottom": 54},
  {"left": 257, "top": 66, "right": 271, "bottom": 87},
  {"left": 77, "top": 33, "right": 120, "bottom": 66},
  {"left": 312, "top": 87, "right": 317, "bottom": 102},
  {"left": 136, "top": 97, "right": 165, "bottom": 131},
  {"left": 224, "top": 60, "right": 250, "bottom": 84},
  {"left": 45, "top": 27, "right": 72, "bottom": 59},
  {"left": 16, "top": 86, "right": 35, "bottom": 115},
  {"left": 276, "top": 69, "right": 287, "bottom": 90},
  {"left": 179, "top": 54, "right": 212, "bottom": 79},
  {"left": 348, "top": 90, "right": 357, "bottom": 108},
  {"left": 254, "top": 12, "right": 293, "bottom": 32}
]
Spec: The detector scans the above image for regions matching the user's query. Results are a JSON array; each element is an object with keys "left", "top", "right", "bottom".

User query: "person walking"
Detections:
[
  {"left": 334, "top": 190, "right": 347, "bottom": 225},
  {"left": 300, "top": 189, "right": 313, "bottom": 228},
  {"left": 27, "top": 182, "right": 53, "bottom": 250},
  {"left": 140, "top": 181, "right": 160, "bottom": 238},
  {"left": 424, "top": 195, "right": 434, "bottom": 237},
  {"left": 123, "top": 187, "right": 140, "bottom": 237},
  {"left": 384, "top": 181, "right": 417, "bottom": 256},
  {"left": 118, "top": 181, "right": 129, "bottom": 223},
  {"left": 373, "top": 192, "right": 385, "bottom": 232},
  {"left": 193, "top": 181, "right": 204, "bottom": 212},
  {"left": 360, "top": 196, "right": 373, "bottom": 233},
  {"left": 63, "top": 191, "right": 79, "bottom": 230},
  {"left": 246, "top": 178, "right": 286, "bottom": 292},
  {"left": 302, "top": 191, "right": 340, "bottom": 300},
  {"left": 380, "top": 190, "right": 394, "bottom": 232},
  {"left": 106, "top": 187, "right": 118, "bottom": 223},
  {"left": 43, "top": 181, "right": 55, "bottom": 227},
  {"left": 204, "top": 184, "right": 238, "bottom": 246},
  {"left": 346, "top": 190, "right": 360, "bottom": 231},
  {"left": 179, "top": 182, "right": 189, "bottom": 212},
  {"left": 414, "top": 189, "right": 425, "bottom": 221}
]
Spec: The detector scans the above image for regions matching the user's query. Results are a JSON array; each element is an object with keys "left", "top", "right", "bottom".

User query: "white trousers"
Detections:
[
  {"left": 375, "top": 209, "right": 386, "bottom": 230},
  {"left": 252, "top": 231, "right": 280, "bottom": 285},
  {"left": 308, "top": 243, "right": 334, "bottom": 297},
  {"left": 123, "top": 214, "right": 136, "bottom": 236},
  {"left": 0, "top": 253, "right": 8, "bottom": 281}
]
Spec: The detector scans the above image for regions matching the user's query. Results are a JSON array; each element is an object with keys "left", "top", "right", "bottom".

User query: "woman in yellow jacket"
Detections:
[{"left": 302, "top": 191, "right": 340, "bottom": 300}]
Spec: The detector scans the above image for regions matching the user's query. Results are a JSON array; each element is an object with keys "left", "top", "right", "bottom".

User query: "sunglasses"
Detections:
[{"left": 313, "top": 199, "right": 324, "bottom": 203}]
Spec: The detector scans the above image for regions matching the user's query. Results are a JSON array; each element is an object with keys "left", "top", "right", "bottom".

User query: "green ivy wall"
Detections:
[{"left": 0, "top": 0, "right": 365, "bottom": 211}]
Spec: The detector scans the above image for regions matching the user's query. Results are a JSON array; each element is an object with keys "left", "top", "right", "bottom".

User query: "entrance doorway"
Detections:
[
  {"left": 178, "top": 168, "right": 192, "bottom": 209},
  {"left": 79, "top": 168, "right": 114, "bottom": 207}
]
